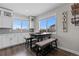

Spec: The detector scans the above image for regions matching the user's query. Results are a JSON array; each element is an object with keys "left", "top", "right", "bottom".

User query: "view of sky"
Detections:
[
  {"left": 13, "top": 16, "right": 56, "bottom": 30},
  {"left": 21, "top": 20, "right": 29, "bottom": 29},
  {"left": 13, "top": 19, "right": 29, "bottom": 30},
  {"left": 40, "top": 16, "right": 56, "bottom": 29}
]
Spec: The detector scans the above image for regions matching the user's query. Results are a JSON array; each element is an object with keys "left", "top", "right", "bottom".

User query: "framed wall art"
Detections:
[{"left": 62, "top": 11, "right": 68, "bottom": 32}]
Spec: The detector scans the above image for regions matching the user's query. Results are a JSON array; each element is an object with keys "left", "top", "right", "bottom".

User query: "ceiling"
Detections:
[{"left": 0, "top": 3, "right": 63, "bottom": 16}]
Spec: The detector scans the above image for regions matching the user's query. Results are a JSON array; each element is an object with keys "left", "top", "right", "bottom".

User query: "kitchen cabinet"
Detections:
[
  {"left": 0, "top": 33, "right": 28, "bottom": 49},
  {"left": 0, "top": 8, "right": 13, "bottom": 28},
  {"left": 0, "top": 16, "right": 12, "bottom": 28},
  {"left": 17, "top": 33, "right": 26, "bottom": 44}
]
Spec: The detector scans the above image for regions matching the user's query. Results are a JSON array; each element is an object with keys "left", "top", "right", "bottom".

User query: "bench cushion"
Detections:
[{"left": 36, "top": 38, "right": 56, "bottom": 47}]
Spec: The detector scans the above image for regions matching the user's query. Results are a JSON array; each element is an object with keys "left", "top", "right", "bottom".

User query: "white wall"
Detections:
[{"left": 37, "top": 3, "right": 79, "bottom": 55}]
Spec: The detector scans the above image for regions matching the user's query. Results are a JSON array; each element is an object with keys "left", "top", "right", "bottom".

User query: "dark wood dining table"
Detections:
[
  {"left": 29, "top": 33, "right": 52, "bottom": 49},
  {"left": 24, "top": 33, "right": 58, "bottom": 55}
]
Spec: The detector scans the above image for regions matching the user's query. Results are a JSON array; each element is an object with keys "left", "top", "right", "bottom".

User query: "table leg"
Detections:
[
  {"left": 55, "top": 39, "right": 58, "bottom": 48},
  {"left": 30, "top": 39, "right": 32, "bottom": 49},
  {"left": 36, "top": 46, "right": 39, "bottom": 56}
]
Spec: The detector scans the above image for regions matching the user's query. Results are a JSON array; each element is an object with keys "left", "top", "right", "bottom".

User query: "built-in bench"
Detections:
[{"left": 35, "top": 38, "right": 58, "bottom": 56}]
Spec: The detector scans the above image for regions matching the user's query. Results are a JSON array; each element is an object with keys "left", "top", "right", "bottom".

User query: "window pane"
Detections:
[
  {"left": 22, "top": 20, "right": 29, "bottom": 30},
  {"left": 47, "top": 16, "right": 56, "bottom": 28},
  {"left": 13, "top": 19, "right": 21, "bottom": 30},
  {"left": 47, "top": 16, "right": 56, "bottom": 32},
  {"left": 39, "top": 16, "right": 56, "bottom": 33},
  {"left": 40, "top": 19, "right": 47, "bottom": 29}
]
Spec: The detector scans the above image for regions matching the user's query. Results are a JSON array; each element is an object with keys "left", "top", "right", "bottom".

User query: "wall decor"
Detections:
[
  {"left": 62, "top": 11, "right": 68, "bottom": 32},
  {"left": 71, "top": 3, "right": 79, "bottom": 26}
]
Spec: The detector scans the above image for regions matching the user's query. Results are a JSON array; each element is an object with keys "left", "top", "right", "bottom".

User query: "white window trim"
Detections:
[
  {"left": 12, "top": 19, "right": 30, "bottom": 32},
  {"left": 39, "top": 15, "right": 57, "bottom": 34}
]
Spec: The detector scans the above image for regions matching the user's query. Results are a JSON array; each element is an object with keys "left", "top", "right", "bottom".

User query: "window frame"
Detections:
[
  {"left": 12, "top": 19, "right": 30, "bottom": 32},
  {"left": 39, "top": 15, "right": 57, "bottom": 33},
  {"left": 21, "top": 20, "right": 30, "bottom": 31}
]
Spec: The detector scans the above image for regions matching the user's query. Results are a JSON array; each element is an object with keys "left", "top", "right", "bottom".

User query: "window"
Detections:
[
  {"left": 40, "top": 19, "right": 47, "bottom": 29},
  {"left": 13, "top": 20, "right": 21, "bottom": 30},
  {"left": 40, "top": 19, "right": 47, "bottom": 32},
  {"left": 13, "top": 19, "right": 29, "bottom": 32},
  {"left": 47, "top": 16, "right": 56, "bottom": 32},
  {"left": 40, "top": 16, "right": 56, "bottom": 33},
  {"left": 21, "top": 20, "right": 29, "bottom": 30}
]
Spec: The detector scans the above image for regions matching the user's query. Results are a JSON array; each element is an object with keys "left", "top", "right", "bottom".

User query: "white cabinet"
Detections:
[
  {"left": 11, "top": 33, "right": 18, "bottom": 45},
  {"left": 0, "top": 8, "right": 13, "bottom": 28},
  {"left": 0, "top": 34, "right": 11, "bottom": 49},
  {"left": 2, "top": 35, "right": 10, "bottom": 48},
  {"left": 0, "top": 16, "right": 12, "bottom": 28},
  {"left": 0, "top": 33, "right": 29, "bottom": 49},
  {"left": 0, "top": 35, "right": 3, "bottom": 49},
  {"left": 17, "top": 33, "right": 25, "bottom": 44}
]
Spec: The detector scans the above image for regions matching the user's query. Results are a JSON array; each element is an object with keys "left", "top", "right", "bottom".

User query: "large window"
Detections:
[
  {"left": 40, "top": 19, "right": 47, "bottom": 29},
  {"left": 13, "top": 19, "right": 29, "bottom": 32},
  {"left": 21, "top": 20, "right": 29, "bottom": 30},
  {"left": 13, "top": 19, "right": 21, "bottom": 30},
  {"left": 40, "top": 16, "right": 56, "bottom": 33}
]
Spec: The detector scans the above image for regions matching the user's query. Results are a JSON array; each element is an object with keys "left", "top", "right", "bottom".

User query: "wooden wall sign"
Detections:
[
  {"left": 62, "top": 11, "right": 68, "bottom": 32},
  {"left": 71, "top": 3, "right": 79, "bottom": 26}
]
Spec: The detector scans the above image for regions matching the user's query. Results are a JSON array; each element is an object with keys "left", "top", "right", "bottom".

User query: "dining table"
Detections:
[{"left": 29, "top": 33, "right": 52, "bottom": 49}]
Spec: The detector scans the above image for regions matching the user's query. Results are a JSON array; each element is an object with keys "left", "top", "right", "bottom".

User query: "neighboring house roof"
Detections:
[{"left": 50, "top": 24, "right": 55, "bottom": 28}]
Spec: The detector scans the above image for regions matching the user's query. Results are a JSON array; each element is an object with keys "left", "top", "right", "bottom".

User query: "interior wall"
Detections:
[{"left": 37, "top": 3, "right": 79, "bottom": 54}]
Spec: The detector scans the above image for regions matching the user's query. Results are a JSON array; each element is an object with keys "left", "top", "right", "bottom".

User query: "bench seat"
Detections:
[
  {"left": 35, "top": 38, "right": 58, "bottom": 55},
  {"left": 36, "top": 38, "right": 56, "bottom": 47}
]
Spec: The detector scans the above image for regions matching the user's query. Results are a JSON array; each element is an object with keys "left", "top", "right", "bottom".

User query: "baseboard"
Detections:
[{"left": 58, "top": 46, "right": 79, "bottom": 55}]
